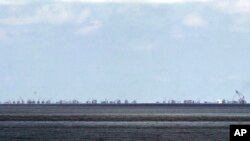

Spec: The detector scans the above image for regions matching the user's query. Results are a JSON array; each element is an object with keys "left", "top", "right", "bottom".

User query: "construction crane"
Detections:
[{"left": 235, "top": 90, "right": 247, "bottom": 104}]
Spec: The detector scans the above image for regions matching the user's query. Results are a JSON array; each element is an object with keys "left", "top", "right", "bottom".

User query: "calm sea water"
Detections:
[{"left": 0, "top": 104, "right": 249, "bottom": 141}]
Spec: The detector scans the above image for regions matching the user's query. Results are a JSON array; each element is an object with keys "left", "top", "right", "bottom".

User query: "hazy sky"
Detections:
[{"left": 1, "top": 0, "right": 250, "bottom": 103}]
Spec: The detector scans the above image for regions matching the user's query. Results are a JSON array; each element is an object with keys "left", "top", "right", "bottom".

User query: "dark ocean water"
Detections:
[{"left": 0, "top": 104, "right": 249, "bottom": 141}]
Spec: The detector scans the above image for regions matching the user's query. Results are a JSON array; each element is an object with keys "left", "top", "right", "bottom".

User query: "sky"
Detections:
[{"left": 1, "top": 0, "right": 250, "bottom": 103}]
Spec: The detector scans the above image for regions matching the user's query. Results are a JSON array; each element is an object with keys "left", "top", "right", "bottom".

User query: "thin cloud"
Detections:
[
  {"left": 0, "top": 0, "right": 29, "bottom": 5},
  {"left": 77, "top": 20, "right": 102, "bottom": 35},
  {"left": 0, "top": 5, "right": 91, "bottom": 25},
  {"left": 212, "top": 0, "right": 250, "bottom": 32},
  {"left": 0, "top": 0, "right": 213, "bottom": 5},
  {"left": 59, "top": 0, "right": 211, "bottom": 4},
  {"left": 214, "top": 0, "right": 250, "bottom": 14},
  {"left": 183, "top": 13, "right": 207, "bottom": 27}
]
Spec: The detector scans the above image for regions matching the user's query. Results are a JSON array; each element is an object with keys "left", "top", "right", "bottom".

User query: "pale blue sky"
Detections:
[{"left": 0, "top": 0, "right": 250, "bottom": 103}]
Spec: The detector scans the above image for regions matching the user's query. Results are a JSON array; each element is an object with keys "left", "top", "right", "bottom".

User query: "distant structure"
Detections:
[
  {"left": 131, "top": 100, "right": 137, "bottom": 104},
  {"left": 168, "top": 100, "right": 176, "bottom": 104},
  {"left": 116, "top": 100, "right": 121, "bottom": 104},
  {"left": 100, "top": 100, "right": 109, "bottom": 104},
  {"left": 86, "top": 100, "right": 91, "bottom": 104},
  {"left": 124, "top": 100, "right": 129, "bottom": 104},
  {"left": 0, "top": 90, "right": 247, "bottom": 104},
  {"left": 235, "top": 90, "right": 247, "bottom": 104},
  {"left": 183, "top": 100, "right": 195, "bottom": 104},
  {"left": 92, "top": 99, "right": 98, "bottom": 104}
]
